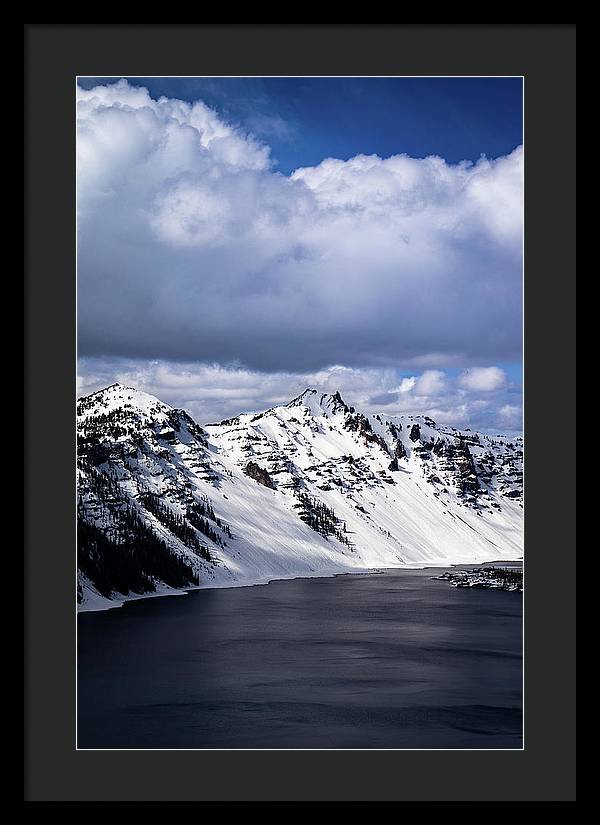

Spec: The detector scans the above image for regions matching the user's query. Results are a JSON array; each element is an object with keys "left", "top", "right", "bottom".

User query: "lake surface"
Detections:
[{"left": 77, "top": 566, "right": 523, "bottom": 749}]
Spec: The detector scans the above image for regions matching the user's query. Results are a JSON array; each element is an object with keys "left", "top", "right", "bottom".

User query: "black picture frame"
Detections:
[{"left": 25, "top": 23, "right": 576, "bottom": 801}]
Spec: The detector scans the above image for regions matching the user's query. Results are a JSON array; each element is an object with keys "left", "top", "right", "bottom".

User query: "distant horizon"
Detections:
[{"left": 77, "top": 378, "right": 523, "bottom": 438}]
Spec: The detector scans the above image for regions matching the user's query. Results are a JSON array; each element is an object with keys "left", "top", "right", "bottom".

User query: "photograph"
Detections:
[{"left": 75, "top": 74, "right": 524, "bottom": 750}]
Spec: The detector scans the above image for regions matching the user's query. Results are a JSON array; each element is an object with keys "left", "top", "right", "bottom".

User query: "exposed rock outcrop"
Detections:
[
  {"left": 409, "top": 423, "right": 421, "bottom": 442},
  {"left": 243, "top": 461, "right": 275, "bottom": 489}
]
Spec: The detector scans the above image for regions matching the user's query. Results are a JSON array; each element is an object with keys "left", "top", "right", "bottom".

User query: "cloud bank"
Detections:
[
  {"left": 77, "top": 357, "right": 522, "bottom": 435},
  {"left": 77, "top": 80, "right": 523, "bottom": 374}
]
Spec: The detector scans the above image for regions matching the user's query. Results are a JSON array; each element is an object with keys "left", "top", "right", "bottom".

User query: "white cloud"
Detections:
[
  {"left": 498, "top": 403, "right": 522, "bottom": 429},
  {"left": 78, "top": 357, "right": 522, "bottom": 435},
  {"left": 459, "top": 366, "right": 507, "bottom": 392},
  {"left": 77, "top": 80, "right": 523, "bottom": 373},
  {"left": 414, "top": 369, "right": 446, "bottom": 397},
  {"left": 397, "top": 377, "right": 416, "bottom": 393}
]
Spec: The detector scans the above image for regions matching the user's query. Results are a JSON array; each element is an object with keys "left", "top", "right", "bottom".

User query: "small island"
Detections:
[{"left": 434, "top": 567, "right": 523, "bottom": 592}]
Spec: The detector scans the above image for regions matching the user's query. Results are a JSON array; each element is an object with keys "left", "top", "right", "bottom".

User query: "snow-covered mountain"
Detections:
[{"left": 77, "top": 383, "right": 523, "bottom": 611}]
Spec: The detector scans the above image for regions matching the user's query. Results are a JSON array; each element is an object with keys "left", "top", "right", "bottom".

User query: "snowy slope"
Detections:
[{"left": 77, "top": 384, "right": 523, "bottom": 611}]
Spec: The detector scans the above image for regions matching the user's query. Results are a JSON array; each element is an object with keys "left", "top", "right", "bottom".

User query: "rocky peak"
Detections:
[
  {"left": 77, "top": 383, "right": 169, "bottom": 419},
  {"left": 286, "top": 387, "right": 352, "bottom": 417},
  {"left": 77, "top": 383, "right": 208, "bottom": 448},
  {"left": 77, "top": 382, "right": 523, "bottom": 611},
  {"left": 286, "top": 387, "right": 319, "bottom": 408},
  {"left": 327, "top": 390, "right": 352, "bottom": 414}
]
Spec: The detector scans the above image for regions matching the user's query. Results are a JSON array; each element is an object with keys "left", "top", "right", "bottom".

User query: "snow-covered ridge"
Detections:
[{"left": 77, "top": 383, "right": 523, "bottom": 611}]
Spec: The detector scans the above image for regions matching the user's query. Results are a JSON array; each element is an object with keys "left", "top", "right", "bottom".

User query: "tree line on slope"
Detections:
[
  {"left": 295, "top": 492, "right": 352, "bottom": 547},
  {"left": 77, "top": 504, "right": 199, "bottom": 600}
]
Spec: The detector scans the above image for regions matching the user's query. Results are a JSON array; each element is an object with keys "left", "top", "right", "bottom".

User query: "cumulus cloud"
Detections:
[
  {"left": 498, "top": 403, "right": 523, "bottom": 429},
  {"left": 458, "top": 366, "right": 507, "bottom": 392},
  {"left": 77, "top": 357, "right": 522, "bottom": 434},
  {"left": 414, "top": 369, "right": 447, "bottom": 397},
  {"left": 77, "top": 80, "right": 523, "bottom": 373}
]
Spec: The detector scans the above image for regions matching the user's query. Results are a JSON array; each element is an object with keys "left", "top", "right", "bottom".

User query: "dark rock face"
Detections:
[
  {"left": 364, "top": 431, "right": 390, "bottom": 455},
  {"left": 432, "top": 438, "right": 446, "bottom": 456},
  {"left": 394, "top": 440, "right": 407, "bottom": 459},
  {"left": 388, "top": 422, "right": 402, "bottom": 438},
  {"left": 409, "top": 423, "right": 421, "bottom": 442},
  {"left": 243, "top": 461, "right": 275, "bottom": 489},
  {"left": 429, "top": 437, "right": 481, "bottom": 500},
  {"left": 155, "top": 427, "right": 177, "bottom": 444},
  {"left": 329, "top": 391, "right": 351, "bottom": 414},
  {"left": 344, "top": 412, "right": 389, "bottom": 456},
  {"left": 167, "top": 409, "right": 209, "bottom": 446},
  {"left": 344, "top": 412, "right": 371, "bottom": 434},
  {"left": 452, "top": 440, "right": 480, "bottom": 497},
  {"left": 388, "top": 457, "right": 399, "bottom": 472}
]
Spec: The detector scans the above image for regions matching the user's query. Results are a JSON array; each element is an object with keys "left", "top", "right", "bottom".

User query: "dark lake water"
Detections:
[{"left": 77, "top": 567, "right": 523, "bottom": 749}]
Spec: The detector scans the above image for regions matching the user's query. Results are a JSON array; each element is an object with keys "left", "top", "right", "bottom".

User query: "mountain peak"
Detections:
[
  {"left": 285, "top": 387, "right": 351, "bottom": 416},
  {"left": 330, "top": 389, "right": 348, "bottom": 406},
  {"left": 286, "top": 387, "right": 319, "bottom": 407},
  {"left": 77, "top": 381, "right": 523, "bottom": 612},
  {"left": 77, "top": 382, "right": 171, "bottom": 420}
]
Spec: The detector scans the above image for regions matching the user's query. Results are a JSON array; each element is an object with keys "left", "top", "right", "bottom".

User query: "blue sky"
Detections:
[
  {"left": 76, "top": 78, "right": 523, "bottom": 432},
  {"left": 77, "top": 76, "right": 523, "bottom": 175}
]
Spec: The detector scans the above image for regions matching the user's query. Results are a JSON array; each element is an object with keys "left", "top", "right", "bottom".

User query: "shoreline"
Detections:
[{"left": 77, "top": 557, "right": 523, "bottom": 615}]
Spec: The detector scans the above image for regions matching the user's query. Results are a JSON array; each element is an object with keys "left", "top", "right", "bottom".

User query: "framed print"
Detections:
[{"left": 25, "top": 23, "right": 576, "bottom": 801}]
